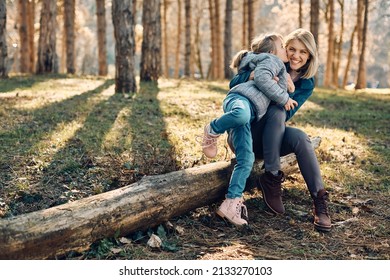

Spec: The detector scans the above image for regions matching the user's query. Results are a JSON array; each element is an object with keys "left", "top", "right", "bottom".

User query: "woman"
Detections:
[{"left": 229, "top": 28, "right": 331, "bottom": 232}]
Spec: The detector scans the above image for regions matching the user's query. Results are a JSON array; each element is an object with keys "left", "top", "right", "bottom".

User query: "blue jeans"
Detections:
[{"left": 210, "top": 94, "right": 255, "bottom": 199}]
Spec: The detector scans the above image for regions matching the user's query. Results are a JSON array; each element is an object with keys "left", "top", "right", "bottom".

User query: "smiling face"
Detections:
[{"left": 286, "top": 39, "right": 310, "bottom": 71}]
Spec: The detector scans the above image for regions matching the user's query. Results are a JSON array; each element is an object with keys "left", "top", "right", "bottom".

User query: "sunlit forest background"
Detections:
[{"left": 2, "top": 0, "right": 389, "bottom": 88}]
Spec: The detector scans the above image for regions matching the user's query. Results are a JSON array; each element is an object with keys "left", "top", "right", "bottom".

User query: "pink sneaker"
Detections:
[
  {"left": 216, "top": 197, "right": 248, "bottom": 226},
  {"left": 198, "top": 124, "right": 220, "bottom": 158}
]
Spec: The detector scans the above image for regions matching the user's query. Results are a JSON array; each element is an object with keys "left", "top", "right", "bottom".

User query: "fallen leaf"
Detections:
[{"left": 147, "top": 234, "right": 162, "bottom": 248}]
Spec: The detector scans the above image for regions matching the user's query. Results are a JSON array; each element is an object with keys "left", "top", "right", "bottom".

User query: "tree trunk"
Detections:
[
  {"left": 310, "top": 0, "right": 319, "bottom": 46},
  {"left": 0, "top": 138, "right": 321, "bottom": 259},
  {"left": 18, "top": 0, "right": 30, "bottom": 73},
  {"left": 162, "top": 0, "right": 169, "bottom": 77},
  {"left": 247, "top": 0, "right": 254, "bottom": 46},
  {"left": 242, "top": 0, "right": 247, "bottom": 48},
  {"left": 299, "top": 0, "right": 303, "bottom": 27},
  {"left": 194, "top": 0, "right": 204, "bottom": 79},
  {"left": 355, "top": 0, "right": 368, "bottom": 89},
  {"left": 64, "top": 0, "right": 75, "bottom": 74},
  {"left": 214, "top": 0, "right": 222, "bottom": 79},
  {"left": 140, "top": 0, "right": 161, "bottom": 82},
  {"left": 184, "top": 0, "right": 191, "bottom": 77},
  {"left": 112, "top": 0, "right": 136, "bottom": 93},
  {"left": 174, "top": 0, "right": 181, "bottom": 78},
  {"left": 342, "top": 25, "right": 357, "bottom": 88},
  {"left": 323, "top": 0, "right": 334, "bottom": 87},
  {"left": 27, "top": 0, "right": 35, "bottom": 73},
  {"left": 0, "top": 0, "right": 7, "bottom": 78},
  {"left": 332, "top": 0, "right": 344, "bottom": 88},
  {"left": 224, "top": 0, "right": 232, "bottom": 79},
  {"left": 36, "top": 0, "right": 58, "bottom": 74},
  {"left": 96, "top": 0, "right": 108, "bottom": 76},
  {"left": 208, "top": 0, "right": 216, "bottom": 79}
]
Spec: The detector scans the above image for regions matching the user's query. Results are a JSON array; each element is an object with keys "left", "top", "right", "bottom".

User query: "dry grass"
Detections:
[{"left": 0, "top": 76, "right": 389, "bottom": 260}]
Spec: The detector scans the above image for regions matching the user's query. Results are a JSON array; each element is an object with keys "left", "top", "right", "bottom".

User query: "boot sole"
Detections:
[
  {"left": 314, "top": 223, "right": 332, "bottom": 232},
  {"left": 257, "top": 179, "right": 285, "bottom": 215},
  {"left": 215, "top": 209, "right": 247, "bottom": 226}
]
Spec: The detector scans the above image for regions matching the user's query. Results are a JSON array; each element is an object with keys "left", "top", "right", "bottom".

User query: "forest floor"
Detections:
[{"left": 0, "top": 75, "right": 389, "bottom": 260}]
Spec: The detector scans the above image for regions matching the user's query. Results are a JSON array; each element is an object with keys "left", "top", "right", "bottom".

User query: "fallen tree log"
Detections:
[{"left": 0, "top": 137, "right": 321, "bottom": 259}]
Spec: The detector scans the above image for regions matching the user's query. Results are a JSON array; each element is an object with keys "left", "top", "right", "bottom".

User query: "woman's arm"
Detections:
[{"left": 285, "top": 77, "right": 315, "bottom": 121}]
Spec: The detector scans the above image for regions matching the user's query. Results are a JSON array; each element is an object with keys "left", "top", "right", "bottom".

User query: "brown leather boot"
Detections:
[
  {"left": 257, "top": 171, "right": 285, "bottom": 214},
  {"left": 313, "top": 189, "right": 332, "bottom": 232}
]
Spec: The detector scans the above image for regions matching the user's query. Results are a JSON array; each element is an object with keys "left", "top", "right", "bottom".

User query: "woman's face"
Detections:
[{"left": 286, "top": 39, "right": 310, "bottom": 71}]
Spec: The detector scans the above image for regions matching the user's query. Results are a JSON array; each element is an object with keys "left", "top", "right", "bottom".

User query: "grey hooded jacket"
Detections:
[{"left": 228, "top": 52, "right": 289, "bottom": 121}]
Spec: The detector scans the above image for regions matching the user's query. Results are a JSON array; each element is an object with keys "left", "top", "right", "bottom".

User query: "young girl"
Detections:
[{"left": 199, "top": 33, "right": 296, "bottom": 226}]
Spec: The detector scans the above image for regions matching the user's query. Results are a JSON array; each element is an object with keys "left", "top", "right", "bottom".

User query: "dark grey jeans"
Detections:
[{"left": 251, "top": 105, "right": 324, "bottom": 196}]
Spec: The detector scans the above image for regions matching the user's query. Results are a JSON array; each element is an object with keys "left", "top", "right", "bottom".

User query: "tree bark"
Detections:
[
  {"left": 112, "top": 0, "right": 136, "bottom": 93},
  {"left": 208, "top": 0, "right": 216, "bottom": 79},
  {"left": 36, "top": 0, "right": 58, "bottom": 74},
  {"left": 96, "top": 0, "right": 108, "bottom": 76},
  {"left": 174, "top": 0, "right": 181, "bottom": 78},
  {"left": 0, "top": 138, "right": 321, "bottom": 259},
  {"left": 64, "top": 0, "right": 76, "bottom": 74},
  {"left": 223, "top": 0, "right": 232, "bottom": 79},
  {"left": 18, "top": 0, "right": 30, "bottom": 73},
  {"left": 140, "top": 0, "right": 161, "bottom": 82},
  {"left": 310, "top": 0, "right": 319, "bottom": 46},
  {"left": 184, "top": 0, "right": 191, "bottom": 77},
  {"left": 247, "top": 0, "right": 254, "bottom": 46},
  {"left": 194, "top": 0, "right": 204, "bottom": 79},
  {"left": 355, "top": 0, "right": 368, "bottom": 89},
  {"left": 332, "top": 0, "right": 344, "bottom": 88},
  {"left": 162, "top": 0, "right": 169, "bottom": 77},
  {"left": 324, "top": 0, "right": 335, "bottom": 88},
  {"left": 0, "top": 0, "right": 7, "bottom": 78},
  {"left": 342, "top": 25, "right": 357, "bottom": 88},
  {"left": 27, "top": 0, "right": 35, "bottom": 73}
]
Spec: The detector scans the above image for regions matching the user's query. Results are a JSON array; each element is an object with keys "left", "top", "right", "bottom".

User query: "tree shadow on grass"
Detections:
[
  {"left": 124, "top": 81, "right": 179, "bottom": 180},
  {"left": 0, "top": 74, "right": 69, "bottom": 93},
  {"left": 292, "top": 89, "right": 390, "bottom": 188},
  {"left": 0, "top": 79, "right": 115, "bottom": 215}
]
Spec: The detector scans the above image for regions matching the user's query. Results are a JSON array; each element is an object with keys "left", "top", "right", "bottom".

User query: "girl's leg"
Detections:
[
  {"left": 210, "top": 94, "right": 253, "bottom": 134},
  {"left": 202, "top": 94, "right": 252, "bottom": 158},
  {"left": 227, "top": 122, "right": 255, "bottom": 199},
  {"left": 215, "top": 96, "right": 254, "bottom": 226}
]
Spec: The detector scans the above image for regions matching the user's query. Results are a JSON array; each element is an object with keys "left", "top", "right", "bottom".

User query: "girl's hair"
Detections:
[
  {"left": 284, "top": 28, "right": 319, "bottom": 79},
  {"left": 230, "top": 33, "right": 284, "bottom": 69}
]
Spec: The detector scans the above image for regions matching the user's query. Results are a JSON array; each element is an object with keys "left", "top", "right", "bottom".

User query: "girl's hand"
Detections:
[
  {"left": 284, "top": 98, "right": 298, "bottom": 111},
  {"left": 287, "top": 74, "right": 295, "bottom": 93}
]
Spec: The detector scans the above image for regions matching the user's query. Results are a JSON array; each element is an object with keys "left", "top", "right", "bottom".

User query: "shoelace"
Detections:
[
  {"left": 314, "top": 196, "right": 329, "bottom": 215},
  {"left": 235, "top": 201, "right": 248, "bottom": 219},
  {"left": 195, "top": 134, "right": 218, "bottom": 148}
]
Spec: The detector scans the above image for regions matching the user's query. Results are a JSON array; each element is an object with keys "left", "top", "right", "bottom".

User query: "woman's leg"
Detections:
[
  {"left": 280, "top": 127, "right": 323, "bottom": 195},
  {"left": 251, "top": 105, "right": 287, "bottom": 214},
  {"left": 280, "top": 127, "right": 331, "bottom": 231}
]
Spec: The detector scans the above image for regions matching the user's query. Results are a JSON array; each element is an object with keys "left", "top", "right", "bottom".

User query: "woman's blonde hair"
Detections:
[
  {"left": 284, "top": 28, "right": 319, "bottom": 79},
  {"left": 230, "top": 33, "right": 284, "bottom": 69}
]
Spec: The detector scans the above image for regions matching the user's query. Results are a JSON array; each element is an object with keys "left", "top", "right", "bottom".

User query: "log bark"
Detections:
[{"left": 0, "top": 137, "right": 321, "bottom": 259}]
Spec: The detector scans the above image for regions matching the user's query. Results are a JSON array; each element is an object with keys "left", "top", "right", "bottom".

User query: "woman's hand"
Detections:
[
  {"left": 284, "top": 97, "right": 298, "bottom": 111},
  {"left": 287, "top": 74, "right": 295, "bottom": 93}
]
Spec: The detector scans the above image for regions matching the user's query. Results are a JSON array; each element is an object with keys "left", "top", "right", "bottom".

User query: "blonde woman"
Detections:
[{"left": 230, "top": 28, "right": 331, "bottom": 232}]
